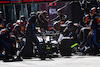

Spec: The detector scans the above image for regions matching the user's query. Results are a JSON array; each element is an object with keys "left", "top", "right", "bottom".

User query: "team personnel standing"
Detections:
[{"left": 21, "top": 12, "right": 45, "bottom": 60}]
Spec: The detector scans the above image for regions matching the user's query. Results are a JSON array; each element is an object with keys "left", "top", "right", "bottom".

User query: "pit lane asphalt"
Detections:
[{"left": 0, "top": 54, "right": 100, "bottom": 67}]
